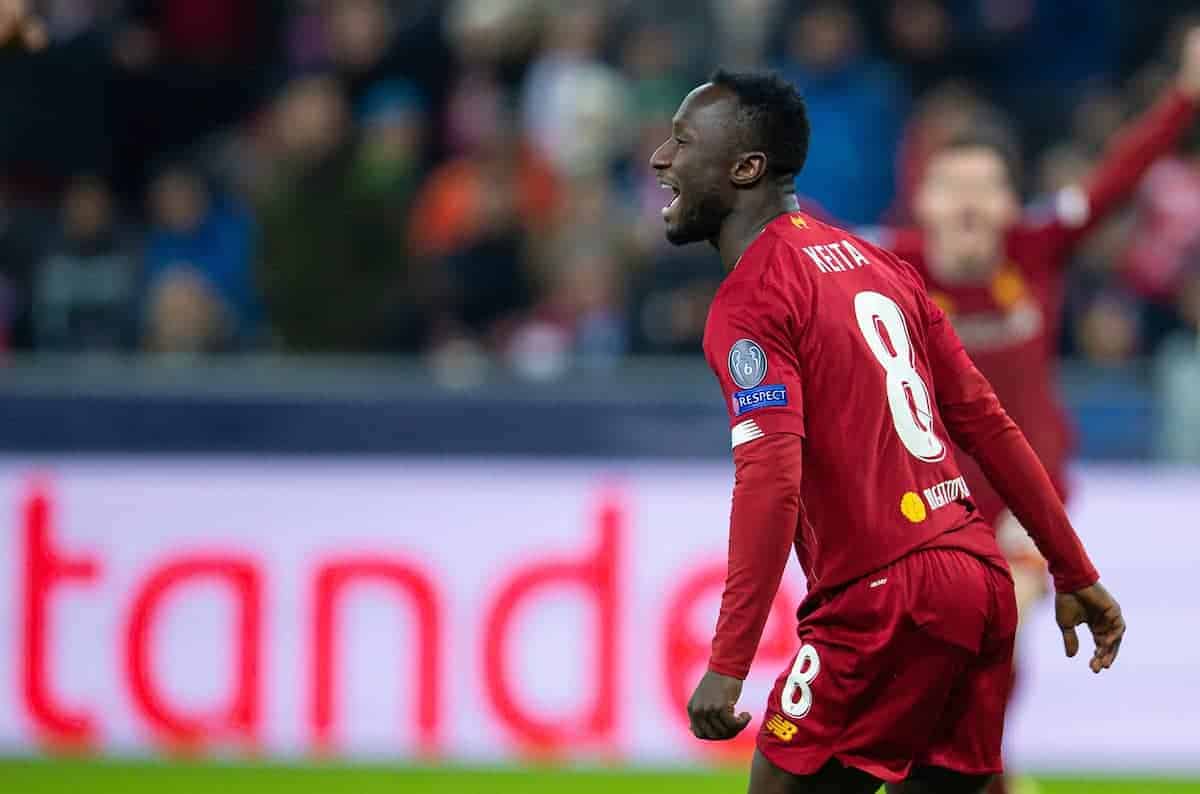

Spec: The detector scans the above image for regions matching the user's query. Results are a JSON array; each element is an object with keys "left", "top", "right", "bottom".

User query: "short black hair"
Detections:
[
  {"left": 709, "top": 68, "right": 810, "bottom": 178},
  {"left": 938, "top": 120, "right": 1024, "bottom": 190}
]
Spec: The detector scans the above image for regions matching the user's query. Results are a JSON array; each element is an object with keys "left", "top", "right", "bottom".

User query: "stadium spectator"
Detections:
[
  {"left": 325, "top": 0, "right": 408, "bottom": 111},
  {"left": 256, "top": 73, "right": 416, "bottom": 352},
  {"left": 507, "top": 246, "right": 628, "bottom": 378},
  {"left": 39, "top": 0, "right": 113, "bottom": 44},
  {"left": 440, "top": 0, "right": 537, "bottom": 160},
  {"left": 881, "top": 0, "right": 957, "bottom": 96},
  {"left": 520, "top": 3, "right": 633, "bottom": 178},
  {"left": 0, "top": 184, "right": 47, "bottom": 352},
  {"left": 1120, "top": 122, "right": 1200, "bottom": 350},
  {"left": 1154, "top": 259, "right": 1200, "bottom": 461},
  {"left": 353, "top": 80, "right": 426, "bottom": 201},
  {"left": 619, "top": 19, "right": 691, "bottom": 134},
  {"left": 707, "top": 0, "right": 779, "bottom": 70},
  {"left": 143, "top": 161, "right": 257, "bottom": 352},
  {"left": 143, "top": 266, "right": 229, "bottom": 354},
  {"left": 407, "top": 107, "right": 556, "bottom": 349},
  {"left": 890, "top": 81, "right": 994, "bottom": 223},
  {"left": 776, "top": 0, "right": 909, "bottom": 224},
  {"left": 1074, "top": 293, "right": 1143, "bottom": 365},
  {"left": 517, "top": 176, "right": 637, "bottom": 372},
  {"left": 629, "top": 245, "right": 724, "bottom": 355},
  {"left": 33, "top": 174, "right": 139, "bottom": 352}
]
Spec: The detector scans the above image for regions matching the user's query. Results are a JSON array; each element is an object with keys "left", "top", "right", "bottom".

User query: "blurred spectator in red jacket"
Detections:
[
  {"left": 408, "top": 114, "right": 557, "bottom": 262},
  {"left": 408, "top": 108, "right": 557, "bottom": 348},
  {"left": 1120, "top": 122, "right": 1200, "bottom": 348}
]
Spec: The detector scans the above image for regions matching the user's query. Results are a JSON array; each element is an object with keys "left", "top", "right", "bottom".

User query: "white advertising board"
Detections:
[{"left": 0, "top": 459, "right": 1194, "bottom": 771}]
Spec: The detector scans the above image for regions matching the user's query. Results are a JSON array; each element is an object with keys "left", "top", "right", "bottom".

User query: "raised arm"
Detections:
[{"left": 1038, "top": 29, "right": 1200, "bottom": 254}]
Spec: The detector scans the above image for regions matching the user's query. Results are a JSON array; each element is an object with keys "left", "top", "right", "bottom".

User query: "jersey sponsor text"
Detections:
[{"left": 923, "top": 476, "right": 971, "bottom": 511}]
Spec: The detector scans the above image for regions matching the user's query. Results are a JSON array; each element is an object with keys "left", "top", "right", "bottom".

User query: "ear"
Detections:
[{"left": 731, "top": 151, "right": 767, "bottom": 187}]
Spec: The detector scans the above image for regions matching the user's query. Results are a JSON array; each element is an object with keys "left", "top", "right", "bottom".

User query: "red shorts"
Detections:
[{"left": 757, "top": 548, "right": 1018, "bottom": 783}]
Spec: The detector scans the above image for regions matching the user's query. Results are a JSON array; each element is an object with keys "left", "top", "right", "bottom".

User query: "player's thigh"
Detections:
[
  {"left": 886, "top": 766, "right": 993, "bottom": 794},
  {"left": 748, "top": 750, "right": 881, "bottom": 794}
]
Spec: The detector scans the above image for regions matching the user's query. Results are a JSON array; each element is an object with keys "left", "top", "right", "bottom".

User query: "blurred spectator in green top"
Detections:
[{"left": 256, "top": 73, "right": 423, "bottom": 352}]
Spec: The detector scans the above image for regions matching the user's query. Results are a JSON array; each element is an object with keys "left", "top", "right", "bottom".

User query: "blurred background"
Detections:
[{"left": 0, "top": 0, "right": 1198, "bottom": 792}]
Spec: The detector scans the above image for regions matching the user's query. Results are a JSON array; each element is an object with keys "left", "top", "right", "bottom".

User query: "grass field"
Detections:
[{"left": 1, "top": 760, "right": 1198, "bottom": 794}]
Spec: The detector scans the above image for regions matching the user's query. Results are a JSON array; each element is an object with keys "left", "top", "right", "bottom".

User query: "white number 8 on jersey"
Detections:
[
  {"left": 781, "top": 643, "right": 820, "bottom": 719},
  {"left": 853, "top": 291, "right": 945, "bottom": 463}
]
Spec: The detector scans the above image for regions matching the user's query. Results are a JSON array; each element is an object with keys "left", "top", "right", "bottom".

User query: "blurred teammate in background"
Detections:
[
  {"left": 878, "top": 30, "right": 1200, "bottom": 566},
  {"left": 653, "top": 69, "right": 1123, "bottom": 794},
  {"left": 868, "top": 30, "right": 1200, "bottom": 794}
]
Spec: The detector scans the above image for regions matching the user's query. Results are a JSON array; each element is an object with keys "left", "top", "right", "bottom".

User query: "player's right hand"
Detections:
[
  {"left": 687, "top": 670, "right": 752, "bottom": 741},
  {"left": 0, "top": 0, "right": 46, "bottom": 51},
  {"left": 1055, "top": 582, "right": 1125, "bottom": 674}
]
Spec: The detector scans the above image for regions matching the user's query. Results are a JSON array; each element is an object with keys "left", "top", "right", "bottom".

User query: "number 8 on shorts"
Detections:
[{"left": 781, "top": 644, "right": 821, "bottom": 719}]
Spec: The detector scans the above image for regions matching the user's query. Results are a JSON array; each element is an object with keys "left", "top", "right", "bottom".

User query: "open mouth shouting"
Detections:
[{"left": 659, "top": 177, "right": 681, "bottom": 220}]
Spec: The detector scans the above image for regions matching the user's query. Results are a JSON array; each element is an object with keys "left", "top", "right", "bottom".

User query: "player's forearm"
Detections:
[
  {"left": 708, "top": 433, "right": 802, "bottom": 680},
  {"left": 1081, "top": 88, "right": 1195, "bottom": 226}
]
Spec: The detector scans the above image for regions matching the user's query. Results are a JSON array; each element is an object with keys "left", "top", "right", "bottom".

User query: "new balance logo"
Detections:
[{"left": 765, "top": 714, "right": 798, "bottom": 742}]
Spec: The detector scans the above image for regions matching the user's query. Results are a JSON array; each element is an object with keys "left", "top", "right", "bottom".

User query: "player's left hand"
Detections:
[
  {"left": 1056, "top": 581, "right": 1125, "bottom": 674},
  {"left": 1176, "top": 26, "right": 1200, "bottom": 98},
  {"left": 686, "top": 670, "right": 751, "bottom": 741}
]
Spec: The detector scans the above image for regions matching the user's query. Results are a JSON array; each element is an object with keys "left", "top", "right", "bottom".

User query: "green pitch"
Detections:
[{"left": 1, "top": 759, "right": 1198, "bottom": 793}]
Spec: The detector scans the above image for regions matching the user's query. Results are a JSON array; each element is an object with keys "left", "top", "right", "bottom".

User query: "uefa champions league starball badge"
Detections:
[{"left": 728, "top": 339, "right": 767, "bottom": 389}]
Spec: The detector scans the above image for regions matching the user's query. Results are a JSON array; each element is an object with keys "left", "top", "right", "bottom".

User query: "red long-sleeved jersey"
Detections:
[
  {"left": 702, "top": 213, "right": 1097, "bottom": 680},
  {"left": 877, "top": 88, "right": 1196, "bottom": 524}
]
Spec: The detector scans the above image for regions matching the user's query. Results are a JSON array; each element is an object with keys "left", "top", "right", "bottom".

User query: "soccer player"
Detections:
[
  {"left": 873, "top": 36, "right": 1200, "bottom": 793},
  {"left": 878, "top": 28, "right": 1200, "bottom": 596},
  {"left": 652, "top": 71, "right": 1124, "bottom": 794}
]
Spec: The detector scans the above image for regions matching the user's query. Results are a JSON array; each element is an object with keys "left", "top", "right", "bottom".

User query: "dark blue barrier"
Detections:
[
  {"left": 0, "top": 357, "right": 1155, "bottom": 458},
  {"left": 0, "top": 393, "right": 730, "bottom": 456}
]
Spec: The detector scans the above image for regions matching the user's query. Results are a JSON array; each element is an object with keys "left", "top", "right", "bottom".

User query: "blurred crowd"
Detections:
[{"left": 2, "top": 0, "right": 1200, "bottom": 379}]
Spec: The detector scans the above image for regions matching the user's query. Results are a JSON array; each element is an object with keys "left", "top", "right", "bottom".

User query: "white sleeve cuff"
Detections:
[
  {"left": 1055, "top": 185, "right": 1090, "bottom": 228},
  {"left": 731, "top": 419, "right": 766, "bottom": 448}
]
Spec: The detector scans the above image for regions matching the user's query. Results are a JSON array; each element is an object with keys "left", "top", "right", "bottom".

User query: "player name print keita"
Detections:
[{"left": 800, "top": 238, "right": 871, "bottom": 273}]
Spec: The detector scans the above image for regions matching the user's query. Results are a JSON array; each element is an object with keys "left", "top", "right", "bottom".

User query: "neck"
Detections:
[{"left": 716, "top": 192, "right": 800, "bottom": 270}]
